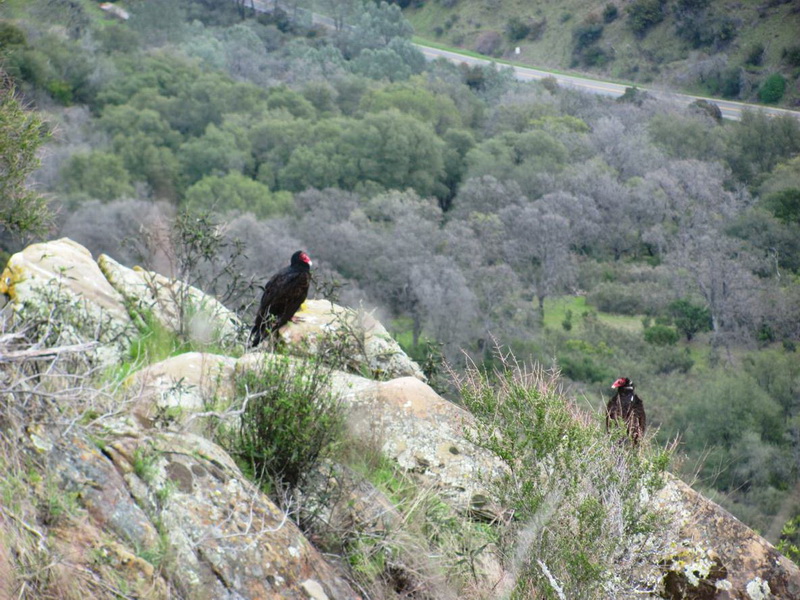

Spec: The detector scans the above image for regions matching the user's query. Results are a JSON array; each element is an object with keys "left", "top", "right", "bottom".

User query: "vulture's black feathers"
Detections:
[
  {"left": 605, "top": 377, "right": 646, "bottom": 445},
  {"left": 250, "top": 250, "right": 312, "bottom": 347}
]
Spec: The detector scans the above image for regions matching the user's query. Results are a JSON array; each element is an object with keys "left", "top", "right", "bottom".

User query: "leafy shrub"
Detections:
[
  {"left": 587, "top": 281, "right": 663, "bottom": 315},
  {"left": 758, "top": 74, "right": 787, "bottom": 104},
  {"left": 228, "top": 356, "right": 345, "bottom": 497},
  {"left": 689, "top": 99, "right": 722, "bottom": 121},
  {"left": 46, "top": 80, "right": 73, "bottom": 105},
  {"left": 626, "top": 0, "right": 665, "bottom": 37},
  {"left": 763, "top": 189, "right": 800, "bottom": 225},
  {"left": 707, "top": 67, "right": 741, "bottom": 98},
  {"left": 669, "top": 299, "right": 712, "bottom": 341},
  {"left": 506, "top": 17, "right": 531, "bottom": 42},
  {"left": 783, "top": 45, "right": 800, "bottom": 67},
  {"left": 675, "top": 9, "right": 737, "bottom": 49},
  {"left": 456, "top": 356, "right": 671, "bottom": 598},
  {"left": 643, "top": 324, "right": 679, "bottom": 346},
  {"left": 0, "top": 86, "right": 51, "bottom": 236},
  {"left": 474, "top": 31, "right": 504, "bottom": 57},
  {"left": 603, "top": 4, "right": 619, "bottom": 23},
  {"left": 648, "top": 346, "right": 694, "bottom": 374},
  {"left": 745, "top": 44, "right": 765, "bottom": 67},
  {"left": 0, "top": 21, "right": 26, "bottom": 49},
  {"left": 617, "top": 86, "right": 651, "bottom": 105},
  {"left": 562, "top": 309, "right": 573, "bottom": 331},
  {"left": 778, "top": 515, "right": 800, "bottom": 565},
  {"left": 572, "top": 23, "right": 603, "bottom": 52}
]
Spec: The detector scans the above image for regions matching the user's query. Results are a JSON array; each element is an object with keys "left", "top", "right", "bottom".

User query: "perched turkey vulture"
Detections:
[
  {"left": 250, "top": 250, "right": 312, "bottom": 347},
  {"left": 605, "top": 377, "right": 646, "bottom": 445}
]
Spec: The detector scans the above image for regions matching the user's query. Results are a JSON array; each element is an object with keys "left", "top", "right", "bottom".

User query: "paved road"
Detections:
[
  {"left": 245, "top": 0, "right": 800, "bottom": 122},
  {"left": 418, "top": 45, "right": 800, "bottom": 122}
]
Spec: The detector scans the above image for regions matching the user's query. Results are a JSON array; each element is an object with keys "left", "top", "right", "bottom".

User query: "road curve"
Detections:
[
  {"left": 417, "top": 45, "right": 800, "bottom": 122},
  {"left": 244, "top": 0, "right": 800, "bottom": 123}
]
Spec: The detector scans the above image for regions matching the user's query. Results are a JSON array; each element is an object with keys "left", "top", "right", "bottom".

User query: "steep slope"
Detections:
[
  {"left": 1, "top": 238, "right": 798, "bottom": 598},
  {"left": 407, "top": 0, "right": 800, "bottom": 107}
]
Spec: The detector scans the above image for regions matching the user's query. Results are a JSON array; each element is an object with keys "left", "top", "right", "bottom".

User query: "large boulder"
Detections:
[
  {"left": 39, "top": 421, "right": 360, "bottom": 599},
  {"left": 0, "top": 238, "right": 137, "bottom": 363},
  {"left": 98, "top": 253, "right": 243, "bottom": 346},
  {"left": 654, "top": 473, "right": 800, "bottom": 599},
  {"left": 278, "top": 299, "right": 426, "bottom": 382},
  {"left": 124, "top": 352, "right": 237, "bottom": 433}
]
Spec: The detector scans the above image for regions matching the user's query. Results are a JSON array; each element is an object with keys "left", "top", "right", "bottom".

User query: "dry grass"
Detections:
[{"left": 0, "top": 313, "right": 163, "bottom": 599}]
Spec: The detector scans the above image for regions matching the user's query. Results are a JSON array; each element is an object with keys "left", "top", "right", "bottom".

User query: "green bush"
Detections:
[
  {"left": 745, "top": 44, "right": 764, "bottom": 67},
  {"left": 759, "top": 74, "right": 787, "bottom": 104},
  {"left": 626, "top": 0, "right": 665, "bottom": 37},
  {"left": 783, "top": 45, "right": 800, "bottom": 67},
  {"left": 648, "top": 346, "right": 694, "bottom": 374},
  {"left": 506, "top": 17, "right": 531, "bottom": 42},
  {"left": 643, "top": 324, "right": 679, "bottom": 346},
  {"left": 558, "top": 352, "right": 611, "bottom": 383},
  {"left": 587, "top": 281, "right": 666, "bottom": 315},
  {"left": 572, "top": 23, "right": 603, "bottom": 52},
  {"left": 763, "top": 188, "right": 800, "bottom": 225},
  {"left": 669, "top": 299, "right": 712, "bottom": 341},
  {"left": 602, "top": 4, "right": 619, "bottom": 23},
  {"left": 0, "top": 21, "right": 27, "bottom": 49},
  {"left": 457, "top": 354, "right": 671, "bottom": 598},
  {"left": 228, "top": 356, "right": 345, "bottom": 497}
]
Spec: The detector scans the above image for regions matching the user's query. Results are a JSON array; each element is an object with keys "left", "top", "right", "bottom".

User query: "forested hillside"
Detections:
[
  {"left": 405, "top": 0, "right": 800, "bottom": 108},
  {"left": 1, "top": 0, "right": 799, "bottom": 556}
]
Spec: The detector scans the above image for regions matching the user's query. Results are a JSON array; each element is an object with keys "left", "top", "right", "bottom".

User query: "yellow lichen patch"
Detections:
[{"left": 0, "top": 263, "right": 22, "bottom": 301}]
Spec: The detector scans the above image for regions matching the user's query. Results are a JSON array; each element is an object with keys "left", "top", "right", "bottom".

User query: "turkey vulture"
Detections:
[
  {"left": 605, "top": 377, "right": 646, "bottom": 445},
  {"left": 250, "top": 250, "right": 312, "bottom": 347}
]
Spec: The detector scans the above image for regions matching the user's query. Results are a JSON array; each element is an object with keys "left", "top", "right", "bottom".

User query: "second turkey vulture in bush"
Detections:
[
  {"left": 605, "top": 377, "right": 646, "bottom": 445},
  {"left": 250, "top": 250, "right": 312, "bottom": 347}
]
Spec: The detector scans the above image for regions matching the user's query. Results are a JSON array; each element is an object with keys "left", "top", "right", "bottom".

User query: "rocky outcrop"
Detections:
[
  {"left": 280, "top": 299, "right": 426, "bottom": 382},
  {"left": 2, "top": 238, "right": 798, "bottom": 600},
  {"left": 36, "top": 415, "right": 359, "bottom": 599},
  {"left": 98, "top": 253, "right": 243, "bottom": 346},
  {"left": 654, "top": 474, "right": 800, "bottom": 599},
  {"left": 0, "top": 238, "right": 137, "bottom": 363}
]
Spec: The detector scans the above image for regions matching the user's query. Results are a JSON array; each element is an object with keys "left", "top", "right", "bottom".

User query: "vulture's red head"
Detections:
[
  {"left": 612, "top": 377, "right": 633, "bottom": 390},
  {"left": 290, "top": 250, "right": 312, "bottom": 269}
]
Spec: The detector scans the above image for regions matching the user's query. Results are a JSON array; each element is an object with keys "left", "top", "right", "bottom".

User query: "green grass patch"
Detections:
[{"left": 543, "top": 295, "right": 644, "bottom": 334}]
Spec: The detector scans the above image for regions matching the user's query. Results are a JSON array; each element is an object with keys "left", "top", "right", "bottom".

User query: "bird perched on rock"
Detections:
[
  {"left": 250, "top": 250, "right": 312, "bottom": 347},
  {"left": 605, "top": 377, "right": 646, "bottom": 445}
]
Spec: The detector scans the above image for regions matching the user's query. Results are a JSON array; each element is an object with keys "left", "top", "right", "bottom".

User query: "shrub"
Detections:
[
  {"left": 506, "top": 17, "right": 531, "bottom": 42},
  {"left": 587, "top": 281, "right": 661, "bottom": 315},
  {"left": 745, "top": 43, "right": 765, "bottom": 67},
  {"left": 669, "top": 299, "right": 712, "bottom": 341},
  {"left": 763, "top": 189, "right": 800, "bottom": 225},
  {"left": 758, "top": 74, "right": 787, "bottom": 104},
  {"left": 474, "top": 31, "right": 504, "bottom": 57},
  {"left": 626, "top": 0, "right": 665, "bottom": 37},
  {"left": 0, "top": 21, "right": 26, "bottom": 49},
  {"left": 689, "top": 99, "right": 722, "bottom": 121},
  {"left": 783, "top": 45, "right": 800, "bottom": 67},
  {"left": 455, "top": 355, "right": 671, "bottom": 598},
  {"left": 228, "top": 355, "right": 345, "bottom": 498},
  {"left": 643, "top": 324, "right": 679, "bottom": 346},
  {"left": 648, "top": 347, "right": 694, "bottom": 374},
  {"left": 572, "top": 23, "right": 603, "bottom": 52},
  {"left": 603, "top": 4, "right": 619, "bottom": 23}
]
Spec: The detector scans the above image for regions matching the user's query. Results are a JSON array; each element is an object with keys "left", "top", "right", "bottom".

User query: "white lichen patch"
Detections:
[{"left": 746, "top": 577, "right": 771, "bottom": 599}]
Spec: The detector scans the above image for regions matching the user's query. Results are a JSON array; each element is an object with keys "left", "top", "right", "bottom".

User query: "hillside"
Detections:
[
  {"left": 1, "top": 0, "right": 800, "bottom": 564},
  {"left": 405, "top": 0, "right": 800, "bottom": 107},
  {"left": 1, "top": 237, "right": 799, "bottom": 599}
]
